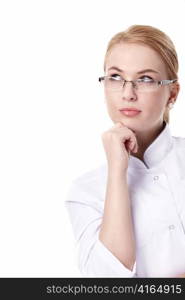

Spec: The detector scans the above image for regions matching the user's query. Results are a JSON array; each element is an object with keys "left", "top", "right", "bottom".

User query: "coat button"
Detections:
[
  {"left": 169, "top": 225, "right": 175, "bottom": 230},
  {"left": 153, "top": 175, "right": 159, "bottom": 181}
]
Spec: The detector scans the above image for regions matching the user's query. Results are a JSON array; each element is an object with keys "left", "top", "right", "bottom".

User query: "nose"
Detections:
[{"left": 121, "top": 81, "right": 137, "bottom": 101}]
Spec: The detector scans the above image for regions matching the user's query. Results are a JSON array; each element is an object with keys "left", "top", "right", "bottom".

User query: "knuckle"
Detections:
[
  {"left": 101, "top": 132, "right": 107, "bottom": 140},
  {"left": 101, "top": 130, "right": 113, "bottom": 139}
]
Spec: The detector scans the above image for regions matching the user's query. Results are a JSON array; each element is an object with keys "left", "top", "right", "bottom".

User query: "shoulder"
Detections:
[
  {"left": 72, "top": 163, "right": 107, "bottom": 186},
  {"left": 66, "top": 163, "right": 107, "bottom": 205},
  {"left": 172, "top": 135, "right": 185, "bottom": 149},
  {"left": 172, "top": 136, "right": 185, "bottom": 167}
]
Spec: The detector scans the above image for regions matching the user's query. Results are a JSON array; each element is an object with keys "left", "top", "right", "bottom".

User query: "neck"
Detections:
[{"left": 131, "top": 121, "right": 166, "bottom": 162}]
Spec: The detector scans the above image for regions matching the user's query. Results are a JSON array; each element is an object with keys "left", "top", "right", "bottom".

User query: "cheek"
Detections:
[
  {"left": 104, "top": 91, "right": 117, "bottom": 109},
  {"left": 140, "top": 90, "right": 168, "bottom": 110},
  {"left": 105, "top": 89, "right": 114, "bottom": 101}
]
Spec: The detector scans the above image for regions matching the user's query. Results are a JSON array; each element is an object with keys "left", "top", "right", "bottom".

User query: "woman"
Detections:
[{"left": 65, "top": 25, "right": 185, "bottom": 277}]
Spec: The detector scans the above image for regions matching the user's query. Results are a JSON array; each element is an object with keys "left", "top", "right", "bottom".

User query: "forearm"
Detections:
[
  {"left": 99, "top": 169, "right": 136, "bottom": 270},
  {"left": 177, "top": 273, "right": 185, "bottom": 278}
]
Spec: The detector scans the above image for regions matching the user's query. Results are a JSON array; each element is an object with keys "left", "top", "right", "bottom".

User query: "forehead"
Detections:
[{"left": 105, "top": 43, "right": 167, "bottom": 76}]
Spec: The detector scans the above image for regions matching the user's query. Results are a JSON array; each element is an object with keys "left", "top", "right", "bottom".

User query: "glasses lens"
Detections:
[
  {"left": 136, "top": 80, "right": 158, "bottom": 92},
  {"left": 104, "top": 77, "right": 123, "bottom": 90},
  {"left": 101, "top": 77, "right": 159, "bottom": 92}
]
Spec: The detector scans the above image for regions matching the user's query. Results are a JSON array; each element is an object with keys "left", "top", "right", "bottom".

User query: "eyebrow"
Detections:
[{"left": 107, "top": 66, "right": 160, "bottom": 74}]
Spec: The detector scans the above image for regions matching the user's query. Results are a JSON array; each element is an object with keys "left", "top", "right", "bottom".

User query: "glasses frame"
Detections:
[{"left": 98, "top": 76, "right": 177, "bottom": 90}]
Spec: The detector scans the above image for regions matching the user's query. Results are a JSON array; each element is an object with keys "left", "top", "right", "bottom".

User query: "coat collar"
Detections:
[{"left": 129, "top": 121, "right": 173, "bottom": 169}]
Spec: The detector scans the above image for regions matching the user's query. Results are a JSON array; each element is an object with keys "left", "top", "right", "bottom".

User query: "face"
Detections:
[{"left": 104, "top": 43, "right": 178, "bottom": 133}]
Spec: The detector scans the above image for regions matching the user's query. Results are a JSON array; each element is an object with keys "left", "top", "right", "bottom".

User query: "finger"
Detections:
[
  {"left": 127, "top": 138, "right": 138, "bottom": 153},
  {"left": 126, "top": 139, "right": 135, "bottom": 152},
  {"left": 133, "top": 143, "right": 138, "bottom": 153},
  {"left": 114, "top": 122, "right": 123, "bottom": 128},
  {"left": 134, "top": 142, "right": 139, "bottom": 153},
  {"left": 129, "top": 140, "right": 135, "bottom": 151},
  {"left": 133, "top": 144, "right": 138, "bottom": 153}
]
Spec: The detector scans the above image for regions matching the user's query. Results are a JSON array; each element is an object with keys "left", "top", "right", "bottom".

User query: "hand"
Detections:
[
  {"left": 176, "top": 273, "right": 185, "bottom": 278},
  {"left": 101, "top": 122, "right": 138, "bottom": 172}
]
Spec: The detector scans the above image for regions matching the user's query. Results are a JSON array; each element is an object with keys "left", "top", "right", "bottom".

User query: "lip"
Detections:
[
  {"left": 119, "top": 108, "right": 141, "bottom": 117},
  {"left": 119, "top": 108, "right": 141, "bottom": 112}
]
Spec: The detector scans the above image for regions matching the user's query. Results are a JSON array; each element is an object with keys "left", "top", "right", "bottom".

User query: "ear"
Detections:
[{"left": 167, "top": 81, "right": 180, "bottom": 105}]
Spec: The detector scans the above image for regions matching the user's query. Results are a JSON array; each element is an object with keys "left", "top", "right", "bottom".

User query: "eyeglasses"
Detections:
[{"left": 98, "top": 75, "right": 177, "bottom": 92}]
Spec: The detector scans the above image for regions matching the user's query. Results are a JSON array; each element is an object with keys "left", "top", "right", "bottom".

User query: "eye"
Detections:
[
  {"left": 110, "top": 73, "right": 122, "bottom": 80},
  {"left": 139, "top": 75, "right": 154, "bottom": 82}
]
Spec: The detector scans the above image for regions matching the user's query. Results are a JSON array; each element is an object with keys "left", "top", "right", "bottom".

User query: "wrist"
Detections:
[{"left": 107, "top": 167, "right": 127, "bottom": 180}]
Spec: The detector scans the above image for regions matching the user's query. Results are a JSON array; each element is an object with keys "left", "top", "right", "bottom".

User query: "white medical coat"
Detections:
[{"left": 65, "top": 122, "right": 185, "bottom": 277}]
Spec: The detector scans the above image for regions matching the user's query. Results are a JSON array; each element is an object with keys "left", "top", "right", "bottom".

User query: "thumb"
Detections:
[{"left": 115, "top": 122, "right": 124, "bottom": 127}]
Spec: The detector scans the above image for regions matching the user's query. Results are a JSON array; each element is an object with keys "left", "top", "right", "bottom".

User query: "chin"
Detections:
[{"left": 117, "top": 119, "right": 144, "bottom": 133}]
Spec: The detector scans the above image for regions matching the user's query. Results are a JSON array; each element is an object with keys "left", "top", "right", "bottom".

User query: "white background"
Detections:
[{"left": 0, "top": 0, "right": 185, "bottom": 276}]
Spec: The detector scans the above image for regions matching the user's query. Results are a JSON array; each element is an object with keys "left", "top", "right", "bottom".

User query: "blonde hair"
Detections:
[{"left": 104, "top": 25, "right": 179, "bottom": 123}]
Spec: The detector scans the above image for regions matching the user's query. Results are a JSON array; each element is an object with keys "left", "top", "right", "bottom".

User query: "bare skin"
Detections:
[
  {"left": 99, "top": 122, "right": 138, "bottom": 270},
  {"left": 177, "top": 273, "right": 185, "bottom": 278},
  {"left": 132, "top": 121, "right": 166, "bottom": 162}
]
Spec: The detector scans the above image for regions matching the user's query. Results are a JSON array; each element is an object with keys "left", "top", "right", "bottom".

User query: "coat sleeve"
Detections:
[{"left": 65, "top": 178, "right": 137, "bottom": 277}]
